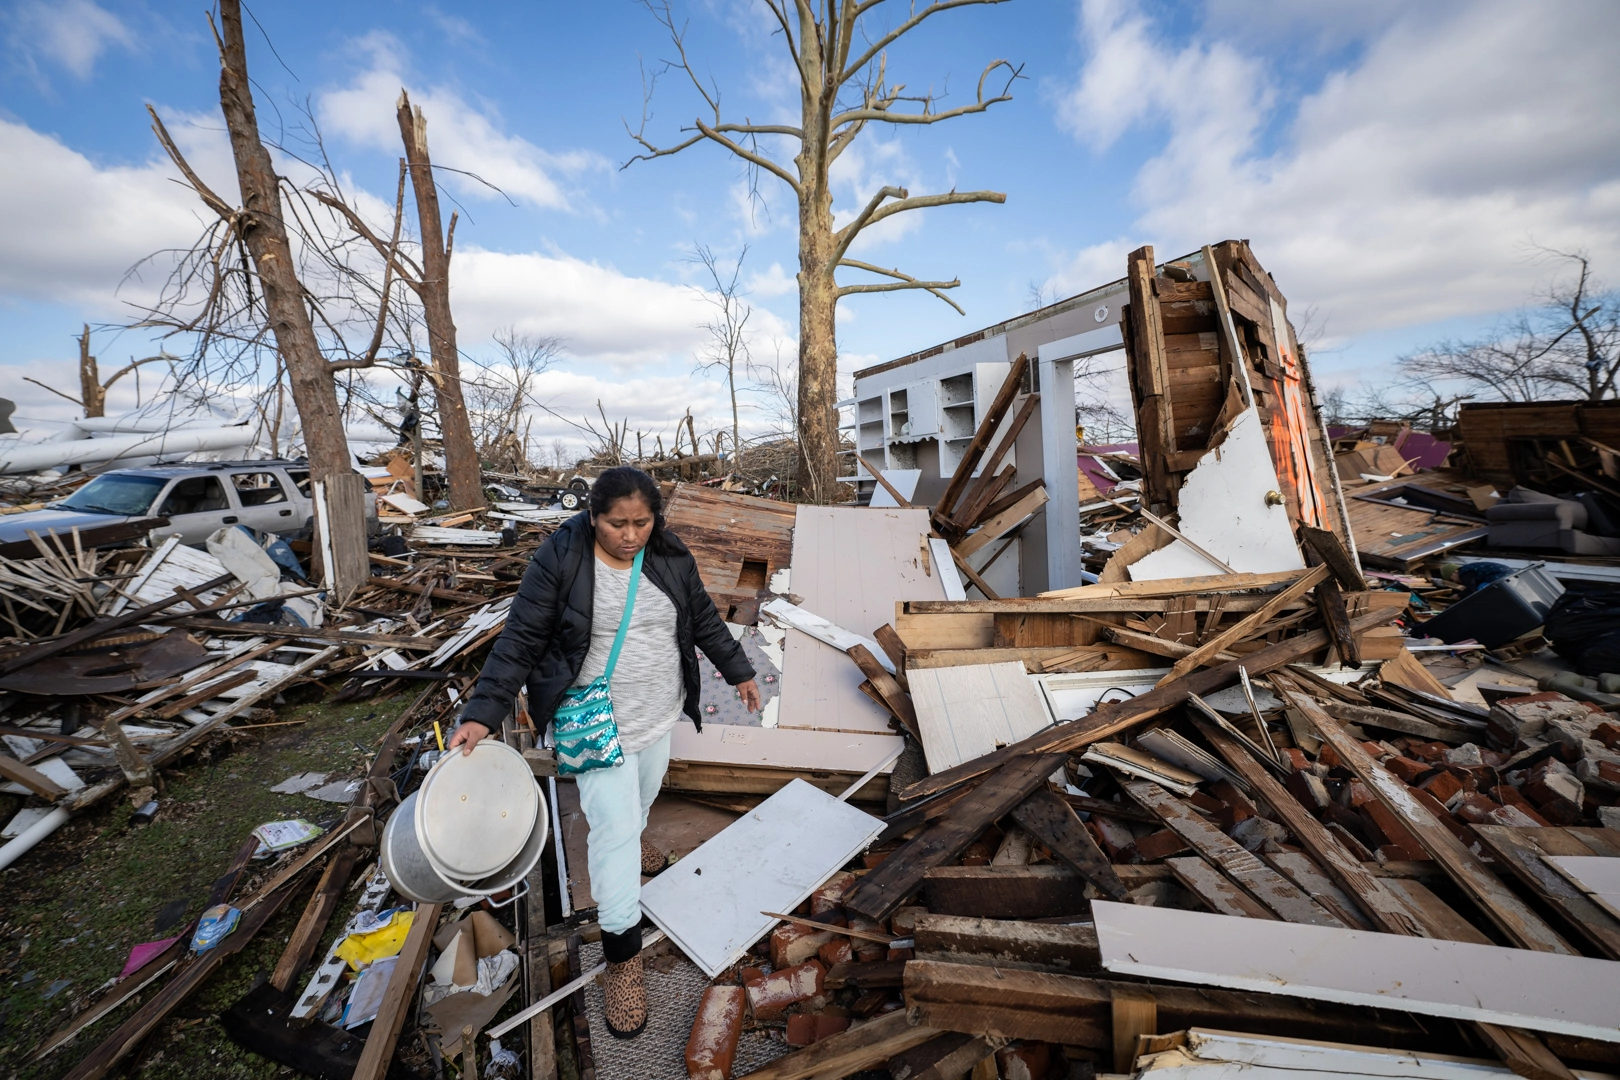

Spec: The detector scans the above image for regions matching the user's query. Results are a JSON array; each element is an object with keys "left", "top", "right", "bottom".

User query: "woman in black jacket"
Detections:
[{"left": 451, "top": 467, "right": 759, "bottom": 1037}]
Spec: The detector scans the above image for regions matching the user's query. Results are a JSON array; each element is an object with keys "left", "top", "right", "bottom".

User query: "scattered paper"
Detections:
[{"left": 252, "top": 818, "right": 324, "bottom": 853}]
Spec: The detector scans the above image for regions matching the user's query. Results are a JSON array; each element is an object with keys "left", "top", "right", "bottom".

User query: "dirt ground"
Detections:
[{"left": 0, "top": 693, "right": 411, "bottom": 1079}]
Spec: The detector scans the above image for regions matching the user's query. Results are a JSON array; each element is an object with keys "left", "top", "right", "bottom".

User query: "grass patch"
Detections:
[{"left": 0, "top": 691, "right": 412, "bottom": 1079}]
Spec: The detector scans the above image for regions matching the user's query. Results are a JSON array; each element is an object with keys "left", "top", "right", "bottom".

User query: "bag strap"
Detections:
[{"left": 602, "top": 547, "right": 644, "bottom": 680}]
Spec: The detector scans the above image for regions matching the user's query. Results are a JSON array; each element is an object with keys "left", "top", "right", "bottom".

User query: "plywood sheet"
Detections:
[
  {"left": 639, "top": 778, "right": 883, "bottom": 976},
  {"left": 910, "top": 661, "right": 1055, "bottom": 773},
  {"left": 668, "top": 723, "right": 904, "bottom": 774},
  {"left": 663, "top": 484, "right": 797, "bottom": 615},
  {"left": 1093, "top": 901, "right": 1620, "bottom": 1042},
  {"left": 777, "top": 507, "right": 947, "bottom": 734}
]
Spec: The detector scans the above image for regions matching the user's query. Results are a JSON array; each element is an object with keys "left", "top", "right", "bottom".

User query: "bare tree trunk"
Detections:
[
  {"left": 216, "top": 0, "right": 350, "bottom": 485},
  {"left": 397, "top": 93, "right": 484, "bottom": 510},
  {"left": 795, "top": 87, "right": 840, "bottom": 503},
  {"left": 78, "top": 325, "right": 105, "bottom": 418}
]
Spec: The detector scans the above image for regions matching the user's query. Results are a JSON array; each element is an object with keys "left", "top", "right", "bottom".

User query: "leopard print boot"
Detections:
[
  {"left": 640, "top": 839, "right": 668, "bottom": 876},
  {"left": 601, "top": 954, "right": 647, "bottom": 1038}
]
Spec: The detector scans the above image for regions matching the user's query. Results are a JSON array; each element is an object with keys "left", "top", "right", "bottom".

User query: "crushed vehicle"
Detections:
[{"left": 0, "top": 460, "right": 378, "bottom": 547}]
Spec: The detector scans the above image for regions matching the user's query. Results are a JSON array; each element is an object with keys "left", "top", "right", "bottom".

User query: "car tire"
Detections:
[{"left": 560, "top": 491, "right": 582, "bottom": 511}]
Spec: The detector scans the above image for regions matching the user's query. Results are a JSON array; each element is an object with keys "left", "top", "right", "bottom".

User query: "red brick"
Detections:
[
  {"left": 770, "top": 923, "right": 834, "bottom": 969},
  {"left": 1283, "top": 748, "right": 1311, "bottom": 771},
  {"left": 862, "top": 850, "right": 892, "bottom": 869},
  {"left": 1593, "top": 722, "right": 1620, "bottom": 751},
  {"left": 1384, "top": 756, "right": 1429, "bottom": 783},
  {"left": 890, "top": 906, "right": 928, "bottom": 936},
  {"left": 851, "top": 990, "right": 889, "bottom": 1018},
  {"left": 817, "top": 938, "right": 853, "bottom": 966},
  {"left": 997, "top": 1041, "right": 1053, "bottom": 1080},
  {"left": 1343, "top": 780, "right": 1374, "bottom": 808},
  {"left": 1088, "top": 816, "right": 1137, "bottom": 859},
  {"left": 746, "top": 961, "right": 826, "bottom": 1021},
  {"left": 686, "top": 985, "right": 745, "bottom": 1080},
  {"left": 1488, "top": 786, "right": 1553, "bottom": 826},
  {"left": 1407, "top": 784, "right": 1470, "bottom": 842},
  {"left": 1286, "top": 767, "right": 1331, "bottom": 812},
  {"left": 810, "top": 872, "right": 857, "bottom": 915},
  {"left": 1318, "top": 744, "right": 1341, "bottom": 769},
  {"left": 1188, "top": 791, "right": 1226, "bottom": 816},
  {"left": 784, "top": 1014, "right": 817, "bottom": 1047},
  {"left": 1454, "top": 793, "right": 1502, "bottom": 825},
  {"left": 1129, "top": 829, "right": 1192, "bottom": 862},
  {"left": 1364, "top": 740, "right": 1393, "bottom": 759},
  {"left": 784, "top": 1012, "right": 851, "bottom": 1047},
  {"left": 1485, "top": 803, "right": 1549, "bottom": 828},
  {"left": 1406, "top": 741, "right": 1452, "bottom": 763},
  {"left": 1361, "top": 800, "right": 1430, "bottom": 858},
  {"left": 1418, "top": 770, "right": 1464, "bottom": 805},
  {"left": 886, "top": 946, "right": 915, "bottom": 961}
]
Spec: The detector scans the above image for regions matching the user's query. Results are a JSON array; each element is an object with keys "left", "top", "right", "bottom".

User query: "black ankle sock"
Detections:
[{"left": 602, "top": 926, "right": 641, "bottom": 964}]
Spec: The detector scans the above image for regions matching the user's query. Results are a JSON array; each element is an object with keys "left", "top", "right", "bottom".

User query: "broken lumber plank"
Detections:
[
  {"left": 844, "top": 752, "right": 1067, "bottom": 922},
  {"left": 872, "top": 624, "right": 909, "bottom": 688},
  {"left": 906, "top": 595, "right": 1298, "bottom": 614},
  {"left": 1061, "top": 791, "right": 1157, "bottom": 823},
  {"left": 1301, "top": 525, "right": 1368, "bottom": 591},
  {"left": 912, "top": 914, "right": 1100, "bottom": 974},
  {"left": 65, "top": 646, "right": 341, "bottom": 813},
  {"left": 1276, "top": 676, "right": 1576, "bottom": 955},
  {"left": 1009, "top": 788, "right": 1132, "bottom": 902},
  {"left": 60, "top": 861, "right": 303, "bottom": 1080},
  {"left": 1092, "top": 901, "right": 1616, "bottom": 1043},
  {"left": 271, "top": 845, "right": 361, "bottom": 992},
  {"left": 0, "top": 571, "right": 235, "bottom": 676},
  {"left": 901, "top": 960, "right": 1451, "bottom": 1053},
  {"left": 900, "top": 607, "right": 1398, "bottom": 804},
  {"left": 1473, "top": 826, "right": 1620, "bottom": 961},
  {"left": 157, "top": 618, "right": 442, "bottom": 650},
  {"left": 955, "top": 485, "right": 1049, "bottom": 558},
  {"left": 949, "top": 394, "right": 1039, "bottom": 532},
  {"left": 1121, "top": 779, "right": 1342, "bottom": 927},
  {"left": 824, "top": 960, "right": 908, "bottom": 989},
  {"left": 351, "top": 902, "right": 443, "bottom": 1080},
  {"left": 1159, "top": 565, "right": 1327, "bottom": 683},
  {"left": 919, "top": 865, "right": 1092, "bottom": 920},
  {"left": 934, "top": 353, "right": 1029, "bottom": 528},
  {"left": 1315, "top": 576, "right": 1361, "bottom": 668},
  {"left": 736, "top": 1008, "right": 937, "bottom": 1080},
  {"left": 1038, "top": 569, "right": 1304, "bottom": 601},
  {"left": 886, "top": 1032, "right": 996, "bottom": 1080},
  {"left": 0, "top": 753, "right": 67, "bottom": 799},
  {"left": 1190, "top": 712, "right": 1422, "bottom": 936},
  {"left": 1166, "top": 856, "right": 1275, "bottom": 919},
  {"left": 1262, "top": 851, "right": 1372, "bottom": 930},
  {"left": 848, "top": 643, "right": 918, "bottom": 738}
]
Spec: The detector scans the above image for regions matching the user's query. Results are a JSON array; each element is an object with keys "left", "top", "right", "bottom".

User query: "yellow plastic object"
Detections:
[
  {"left": 335, "top": 910, "right": 416, "bottom": 971},
  {"left": 434, "top": 721, "right": 445, "bottom": 752}
]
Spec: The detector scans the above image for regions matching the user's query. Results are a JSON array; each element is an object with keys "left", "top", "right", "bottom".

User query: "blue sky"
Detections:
[{"left": 2, "top": 0, "right": 1618, "bottom": 454}]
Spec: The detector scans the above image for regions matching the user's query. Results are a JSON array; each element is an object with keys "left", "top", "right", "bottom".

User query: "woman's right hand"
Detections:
[{"left": 447, "top": 721, "right": 490, "bottom": 755}]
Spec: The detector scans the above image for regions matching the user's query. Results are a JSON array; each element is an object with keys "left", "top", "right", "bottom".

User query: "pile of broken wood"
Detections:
[{"left": 666, "top": 585, "right": 1620, "bottom": 1079}]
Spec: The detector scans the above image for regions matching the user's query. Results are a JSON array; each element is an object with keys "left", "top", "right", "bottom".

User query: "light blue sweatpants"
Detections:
[{"left": 574, "top": 730, "right": 672, "bottom": 935}]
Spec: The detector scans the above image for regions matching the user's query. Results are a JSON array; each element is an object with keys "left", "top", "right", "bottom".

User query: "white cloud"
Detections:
[
  {"left": 0, "top": 117, "right": 212, "bottom": 312},
  {"left": 1050, "top": 0, "right": 1620, "bottom": 338},
  {"left": 745, "top": 261, "right": 796, "bottom": 298},
  {"left": 317, "top": 33, "right": 606, "bottom": 212},
  {"left": 7, "top": 0, "right": 135, "bottom": 81}
]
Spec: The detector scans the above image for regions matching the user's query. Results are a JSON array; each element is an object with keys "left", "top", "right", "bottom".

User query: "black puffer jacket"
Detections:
[{"left": 459, "top": 511, "right": 754, "bottom": 733}]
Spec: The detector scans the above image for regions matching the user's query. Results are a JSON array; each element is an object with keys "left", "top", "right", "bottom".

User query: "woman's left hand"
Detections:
[{"left": 737, "top": 679, "right": 763, "bottom": 713}]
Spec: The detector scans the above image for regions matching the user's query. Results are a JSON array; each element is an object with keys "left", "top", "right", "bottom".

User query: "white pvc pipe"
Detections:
[
  {"left": 0, "top": 426, "right": 254, "bottom": 474},
  {"left": 0, "top": 806, "right": 69, "bottom": 871},
  {"left": 68, "top": 416, "right": 230, "bottom": 436}
]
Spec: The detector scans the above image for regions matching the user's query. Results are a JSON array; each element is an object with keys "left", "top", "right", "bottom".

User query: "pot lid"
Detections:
[{"left": 415, "top": 740, "right": 540, "bottom": 879}]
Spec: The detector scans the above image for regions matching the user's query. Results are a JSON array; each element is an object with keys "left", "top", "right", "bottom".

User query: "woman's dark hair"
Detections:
[{"left": 589, "top": 466, "right": 664, "bottom": 524}]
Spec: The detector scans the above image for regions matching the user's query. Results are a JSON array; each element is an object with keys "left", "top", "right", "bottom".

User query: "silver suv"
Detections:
[{"left": 0, "top": 461, "right": 377, "bottom": 547}]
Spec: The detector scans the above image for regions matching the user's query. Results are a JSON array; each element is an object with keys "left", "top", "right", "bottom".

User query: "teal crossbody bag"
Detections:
[{"left": 551, "top": 548, "right": 643, "bottom": 776}]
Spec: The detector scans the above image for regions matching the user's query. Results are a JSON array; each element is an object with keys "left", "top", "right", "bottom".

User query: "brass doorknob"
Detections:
[{"left": 1265, "top": 490, "right": 1285, "bottom": 506}]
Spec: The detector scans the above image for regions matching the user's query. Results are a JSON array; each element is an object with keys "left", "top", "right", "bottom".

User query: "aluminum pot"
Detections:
[{"left": 379, "top": 791, "right": 480, "bottom": 904}]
